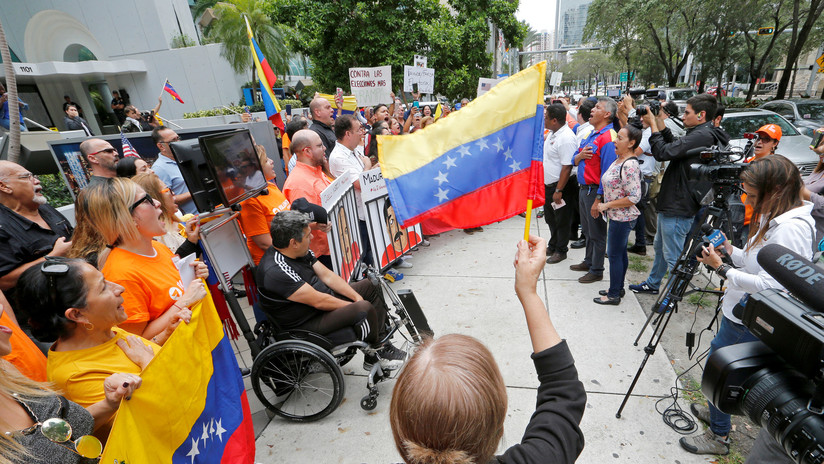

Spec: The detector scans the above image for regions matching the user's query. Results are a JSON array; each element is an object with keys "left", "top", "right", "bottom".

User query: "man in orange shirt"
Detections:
[{"left": 283, "top": 130, "right": 334, "bottom": 268}]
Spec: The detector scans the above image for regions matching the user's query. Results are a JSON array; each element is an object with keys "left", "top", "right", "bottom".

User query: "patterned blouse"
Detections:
[{"left": 601, "top": 157, "right": 642, "bottom": 222}]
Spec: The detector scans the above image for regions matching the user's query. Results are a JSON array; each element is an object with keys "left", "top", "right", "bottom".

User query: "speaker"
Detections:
[{"left": 397, "top": 289, "right": 433, "bottom": 337}]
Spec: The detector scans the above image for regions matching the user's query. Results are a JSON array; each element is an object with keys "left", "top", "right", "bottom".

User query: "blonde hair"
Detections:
[
  {"left": 132, "top": 172, "right": 174, "bottom": 225},
  {"left": 390, "top": 334, "right": 507, "bottom": 464},
  {"left": 76, "top": 178, "right": 142, "bottom": 249},
  {"left": 0, "top": 360, "right": 54, "bottom": 464}
]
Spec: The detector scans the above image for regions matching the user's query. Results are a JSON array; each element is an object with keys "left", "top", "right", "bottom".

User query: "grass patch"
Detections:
[
  {"left": 681, "top": 376, "right": 706, "bottom": 404},
  {"left": 716, "top": 449, "right": 745, "bottom": 464},
  {"left": 686, "top": 293, "right": 705, "bottom": 305},
  {"left": 628, "top": 255, "right": 649, "bottom": 273}
]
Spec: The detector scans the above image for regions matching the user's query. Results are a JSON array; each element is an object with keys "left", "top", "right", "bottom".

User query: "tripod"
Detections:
[{"left": 615, "top": 184, "right": 740, "bottom": 418}]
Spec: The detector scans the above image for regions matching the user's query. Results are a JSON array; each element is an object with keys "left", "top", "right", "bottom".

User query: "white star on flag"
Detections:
[
  {"left": 210, "top": 418, "right": 215, "bottom": 436},
  {"left": 214, "top": 418, "right": 227, "bottom": 442},
  {"left": 509, "top": 160, "right": 522, "bottom": 172},
  {"left": 186, "top": 437, "right": 200, "bottom": 463},
  {"left": 435, "top": 188, "right": 449, "bottom": 203},
  {"left": 458, "top": 145, "right": 471, "bottom": 158},
  {"left": 503, "top": 147, "right": 513, "bottom": 160},
  {"left": 201, "top": 422, "right": 210, "bottom": 442},
  {"left": 434, "top": 171, "right": 449, "bottom": 185},
  {"left": 443, "top": 155, "right": 457, "bottom": 169},
  {"left": 476, "top": 137, "right": 489, "bottom": 151},
  {"left": 493, "top": 137, "right": 504, "bottom": 152}
]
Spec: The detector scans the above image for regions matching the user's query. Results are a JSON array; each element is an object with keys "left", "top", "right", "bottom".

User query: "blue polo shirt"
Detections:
[{"left": 151, "top": 154, "right": 198, "bottom": 215}]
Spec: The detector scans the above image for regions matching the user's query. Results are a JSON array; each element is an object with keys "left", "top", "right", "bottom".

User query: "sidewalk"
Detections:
[{"left": 252, "top": 215, "right": 715, "bottom": 463}]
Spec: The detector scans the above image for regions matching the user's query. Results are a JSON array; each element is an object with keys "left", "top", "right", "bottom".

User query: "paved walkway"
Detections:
[{"left": 252, "top": 215, "right": 714, "bottom": 463}]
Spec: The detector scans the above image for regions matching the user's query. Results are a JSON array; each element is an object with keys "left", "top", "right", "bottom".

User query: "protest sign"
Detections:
[
  {"left": 403, "top": 65, "right": 435, "bottom": 94},
  {"left": 476, "top": 77, "right": 505, "bottom": 97},
  {"left": 360, "top": 167, "right": 423, "bottom": 271},
  {"left": 321, "top": 172, "right": 362, "bottom": 281},
  {"left": 349, "top": 66, "right": 392, "bottom": 107}
]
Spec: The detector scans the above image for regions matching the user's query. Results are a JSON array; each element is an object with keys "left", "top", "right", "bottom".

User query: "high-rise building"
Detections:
[
  {"left": 525, "top": 30, "right": 554, "bottom": 67},
  {"left": 555, "top": 0, "right": 591, "bottom": 49}
]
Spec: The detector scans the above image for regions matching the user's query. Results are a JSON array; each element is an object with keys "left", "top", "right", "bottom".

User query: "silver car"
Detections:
[
  {"left": 760, "top": 99, "right": 824, "bottom": 137},
  {"left": 721, "top": 108, "right": 818, "bottom": 177}
]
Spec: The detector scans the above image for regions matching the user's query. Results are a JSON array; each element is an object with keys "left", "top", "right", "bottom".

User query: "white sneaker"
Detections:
[{"left": 395, "top": 258, "right": 413, "bottom": 269}]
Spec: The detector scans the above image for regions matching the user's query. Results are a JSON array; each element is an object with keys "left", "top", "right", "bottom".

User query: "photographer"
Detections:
[
  {"left": 680, "top": 155, "right": 815, "bottom": 456},
  {"left": 630, "top": 94, "right": 730, "bottom": 295}
]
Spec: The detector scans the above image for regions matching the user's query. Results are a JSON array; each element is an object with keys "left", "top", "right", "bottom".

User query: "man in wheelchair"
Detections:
[{"left": 257, "top": 210, "right": 407, "bottom": 370}]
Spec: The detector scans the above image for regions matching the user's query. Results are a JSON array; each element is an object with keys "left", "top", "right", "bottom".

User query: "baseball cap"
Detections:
[
  {"left": 756, "top": 124, "right": 782, "bottom": 141},
  {"left": 291, "top": 197, "right": 328, "bottom": 224}
]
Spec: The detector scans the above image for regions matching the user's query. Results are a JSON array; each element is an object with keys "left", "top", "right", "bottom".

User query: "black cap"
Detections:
[{"left": 291, "top": 197, "right": 328, "bottom": 224}]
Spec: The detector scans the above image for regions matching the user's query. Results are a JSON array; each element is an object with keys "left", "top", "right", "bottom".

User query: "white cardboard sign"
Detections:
[
  {"left": 403, "top": 65, "right": 435, "bottom": 94},
  {"left": 348, "top": 66, "right": 392, "bottom": 107}
]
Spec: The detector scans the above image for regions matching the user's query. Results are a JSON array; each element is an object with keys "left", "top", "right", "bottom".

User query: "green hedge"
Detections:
[
  {"left": 39, "top": 174, "right": 73, "bottom": 208},
  {"left": 184, "top": 99, "right": 302, "bottom": 119}
]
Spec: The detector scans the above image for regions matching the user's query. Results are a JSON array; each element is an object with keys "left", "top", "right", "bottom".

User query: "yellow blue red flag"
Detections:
[
  {"left": 245, "top": 17, "right": 285, "bottom": 132},
  {"left": 100, "top": 290, "right": 255, "bottom": 463},
  {"left": 378, "top": 62, "right": 547, "bottom": 228},
  {"left": 317, "top": 93, "right": 359, "bottom": 116}
]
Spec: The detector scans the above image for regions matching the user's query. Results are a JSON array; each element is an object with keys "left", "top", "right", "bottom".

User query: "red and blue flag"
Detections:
[
  {"left": 164, "top": 80, "right": 185, "bottom": 104},
  {"left": 246, "top": 17, "right": 285, "bottom": 132}
]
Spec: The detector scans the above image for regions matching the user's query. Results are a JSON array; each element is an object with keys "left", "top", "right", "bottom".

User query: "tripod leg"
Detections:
[{"left": 633, "top": 308, "right": 658, "bottom": 346}]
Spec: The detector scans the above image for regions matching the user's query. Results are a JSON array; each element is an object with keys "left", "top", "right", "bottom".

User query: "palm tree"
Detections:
[
  {"left": 520, "top": 24, "right": 541, "bottom": 70},
  {"left": 209, "top": 0, "right": 289, "bottom": 85},
  {"left": 0, "top": 16, "right": 20, "bottom": 163}
]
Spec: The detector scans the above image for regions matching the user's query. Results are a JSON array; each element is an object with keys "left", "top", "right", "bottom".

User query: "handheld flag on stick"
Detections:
[
  {"left": 434, "top": 103, "right": 443, "bottom": 121},
  {"left": 100, "top": 290, "right": 255, "bottom": 463},
  {"left": 120, "top": 132, "right": 140, "bottom": 158},
  {"left": 163, "top": 80, "right": 185, "bottom": 104},
  {"left": 379, "top": 61, "right": 547, "bottom": 231},
  {"left": 245, "top": 16, "right": 285, "bottom": 132}
]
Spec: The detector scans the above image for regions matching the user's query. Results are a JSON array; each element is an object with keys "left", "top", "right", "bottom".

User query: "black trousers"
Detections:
[
  {"left": 579, "top": 185, "right": 607, "bottom": 275},
  {"left": 568, "top": 175, "right": 581, "bottom": 239},
  {"left": 300, "top": 279, "right": 387, "bottom": 343},
  {"left": 544, "top": 178, "right": 578, "bottom": 254}
]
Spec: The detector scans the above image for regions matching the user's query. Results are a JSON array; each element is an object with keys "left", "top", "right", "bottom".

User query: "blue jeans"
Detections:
[
  {"left": 646, "top": 213, "right": 693, "bottom": 289},
  {"left": 708, "top": 317, "right": 758, "bottom": 436},
  {"left": 607, "top": 219, "right": 634, "bottom": 298}
]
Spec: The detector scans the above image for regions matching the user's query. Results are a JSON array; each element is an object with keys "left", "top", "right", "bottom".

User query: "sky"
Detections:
[{"left": 515, "top": 0, "right": 556, "bottom": 35}]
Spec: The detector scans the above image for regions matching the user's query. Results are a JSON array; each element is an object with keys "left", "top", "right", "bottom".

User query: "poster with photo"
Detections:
[
  {"left": 360, "top": 168, "right": 423, "bottom": 272},
  {"left": 321, "top": 173, "right": 362, "bottom": 281}
]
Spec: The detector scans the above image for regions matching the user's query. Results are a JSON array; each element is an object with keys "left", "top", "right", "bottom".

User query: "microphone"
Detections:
[
  {"left": 756, "top": 244, "right": 824, "bottom": 313},
  {"left": 695, "top": 224, "right": 731, "bottom": 264}
]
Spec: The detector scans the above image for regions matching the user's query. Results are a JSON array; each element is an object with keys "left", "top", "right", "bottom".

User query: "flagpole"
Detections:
[
  {"left": 159, "top": 76, "right": 168, "bottom": 100},
  {"left": 523, "top": 199, "right": 533, "bottom": 240}
]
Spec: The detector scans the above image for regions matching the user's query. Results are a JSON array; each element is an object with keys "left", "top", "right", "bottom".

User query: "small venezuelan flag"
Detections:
[
  {"left": 163, "top": 80, "right": 185, "bottom": 104},
  {"left": 246, "top": 17, "right": 285, "bottom": 132},
  {"left": 379, "top": 62, "right": 547, "bottom": 229},
  {"left": 100, "top": 290, "right": 255, "bottom": 463}
]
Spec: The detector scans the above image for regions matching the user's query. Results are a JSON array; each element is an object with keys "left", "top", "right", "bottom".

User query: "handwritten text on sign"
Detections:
[
  {"left": 349, "top": 66, "right": 392, "bottom": 107},
  {"left": 403, "top": 65, "right": 435, "bottom": 94}
]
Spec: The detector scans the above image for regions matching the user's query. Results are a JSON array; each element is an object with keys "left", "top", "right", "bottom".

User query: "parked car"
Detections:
[
  {"left": 721, "top": 108, "right": 818, "bottom": 177},
  {"left": 706, "top": 86, "right": 726, "bottom": 97},
  {"left": 760, "top": 99, "right": 824, "bottom": 137}
]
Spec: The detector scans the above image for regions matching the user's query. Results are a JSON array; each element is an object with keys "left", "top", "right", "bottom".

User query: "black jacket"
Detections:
[
  {"left": 650, "top": 122, "right": 730, "bottom": 218},
  {"left": 310, "top": 120, "right": 336, "bottom": 159},
  {"left": 493, "top": 341, "right": 586, "bottom": 464}
]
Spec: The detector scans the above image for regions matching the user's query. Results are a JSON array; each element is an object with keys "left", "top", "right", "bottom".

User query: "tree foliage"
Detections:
[
  {"left": 209, "top": 0, "right": 290, "bottom": 82},
  {"left": 264, "top": 0, "right": 525, "bottom": 100}
]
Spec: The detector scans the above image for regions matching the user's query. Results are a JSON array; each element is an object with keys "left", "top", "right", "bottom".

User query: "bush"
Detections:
[
  {"left": 184, "top": 98, "right": 302, "bottom": 119},
  {"left": 39, "top": 174, "right": 73, "bottom": 208},
  {"left": 170, "top": 34, "right": 197, "bottom": 48}
]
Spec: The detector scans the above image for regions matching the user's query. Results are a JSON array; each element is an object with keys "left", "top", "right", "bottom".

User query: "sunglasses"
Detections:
[
  {"left": 88, "top": 147, "right": 118, "bottom": 157},
  {"left": 160, "top": 136, "right": 181, "bottom": 145},
  {"left": 41, "top": 258, "right": 70, "bottom": 310},
  {"left": 10, "top": 399, "right": 103, "bottom": 459},
  {"left": 129, "top": 193, "right": 155, "bottom": 213}
]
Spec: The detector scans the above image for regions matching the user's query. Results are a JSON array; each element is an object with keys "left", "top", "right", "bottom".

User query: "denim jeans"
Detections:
[
  {"left": 607, "top": 219, "right": 634, "bottom": 298},
  {"left": 708, "top": 317, "right": 759, "bottom": 436},
  {"left": 646, "top": 213, "right": 694, "bottom": 289}
]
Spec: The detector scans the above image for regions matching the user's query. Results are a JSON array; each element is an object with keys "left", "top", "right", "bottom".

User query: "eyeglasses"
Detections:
[
  {"left": 88, "top": 147, "right": 118, "bottom": 157},
  {"left": 129, "top": 193, "right": 155, "bottom": 213},
  {"left": 41, "top": 258, "right": 70, "bottom": 311},
  {"left": 8, "top": 394, "right": 103, "bottom": 459},
  {"left": 160, "top": 136, "right": 181, "bottom": 145},
  {"left": 14, "top": 172, "right": 37, "bottom": 181}
]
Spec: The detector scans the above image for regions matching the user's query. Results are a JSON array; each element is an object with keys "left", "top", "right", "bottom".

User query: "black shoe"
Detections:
[
  {"left": 627, "top": 244, "right": 647, "bottom": 256},
  {"left": 364, "top": 343, "right": 407, "bottom": 371},
  {"left": 599, "top": 289, "right": 626, "bottom": 297},
  {"left": 570, "top": 238, "right": 586, "bottom": 249},
  {"left": 593, "top": 295, "right": 621, "bottom": 305}
]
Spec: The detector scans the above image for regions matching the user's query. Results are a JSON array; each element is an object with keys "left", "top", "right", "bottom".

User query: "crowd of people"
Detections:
[{"left": 1, "top": 80, "right": 824, "bottom": 463}]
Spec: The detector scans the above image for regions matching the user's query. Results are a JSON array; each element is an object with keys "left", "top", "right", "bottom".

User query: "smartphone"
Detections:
[
  {"left": 552, "top": 99, "right": 563, "bottom": 105},
  {"left": 412, "top": 83, "right": 419, "bottom": 93},
  {"left": 335, "top": 87, "right": 343, "bottom": 98},
  {"left": 285, "top": 104, "right": 292, "bottom": 116},
  {"left": 811, "top": 128, "right": 824, "bottom": 149},
  {"left": 413, "top": 101, "right": 419, "bottom": 109}
]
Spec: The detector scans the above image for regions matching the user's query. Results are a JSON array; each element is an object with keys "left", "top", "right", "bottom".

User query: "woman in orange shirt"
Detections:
[{"left": 77, "top": 178, "right": 208, "bottom": 345}]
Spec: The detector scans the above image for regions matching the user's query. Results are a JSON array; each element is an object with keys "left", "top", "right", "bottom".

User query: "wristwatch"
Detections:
[
  {"left": 595, "top": 194, "right": 603, "bottom": 201},
  {"left": 555, "top": 189, "right": 563, "bottom": 193}
]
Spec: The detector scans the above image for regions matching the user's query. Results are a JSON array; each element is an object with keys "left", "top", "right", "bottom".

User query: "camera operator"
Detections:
[
  {"left": 630, "top": 94, "right": 730, "bottom": 295},
  {"left": 679, "top": 155, "right": 815, "bottom": 456}
]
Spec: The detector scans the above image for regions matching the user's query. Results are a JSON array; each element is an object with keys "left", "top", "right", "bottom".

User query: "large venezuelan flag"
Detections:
[
  {"left": 100, "top": 290, "right": 255, "bottom": 463},
  {"left": 245, "top": 17, "right": 285, "bottom": 133},
  {"left": 317, "top": 93, "right": 359, "bottom": 117},
  {"left": 379, "top": 62, "right": 547, "bottom": 229}
]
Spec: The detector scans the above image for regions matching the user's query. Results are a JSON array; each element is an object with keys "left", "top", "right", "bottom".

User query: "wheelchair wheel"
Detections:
[{"left": 251, "top": 340, "right": 344, "bottom": 422}]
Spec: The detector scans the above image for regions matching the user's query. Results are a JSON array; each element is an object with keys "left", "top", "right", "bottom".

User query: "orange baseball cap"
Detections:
[{"left": 756, "top": 124, "right": 782, "bottom": 141}]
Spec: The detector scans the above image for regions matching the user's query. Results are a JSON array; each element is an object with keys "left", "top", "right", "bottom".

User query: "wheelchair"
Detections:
[{"left": 249, "top": 266, "right": 430, "bottom": 422}]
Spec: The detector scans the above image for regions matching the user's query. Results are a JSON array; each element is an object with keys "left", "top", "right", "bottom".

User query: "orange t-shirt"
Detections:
[
  {"left": 1, "top": 310, "right": 47, "bottom": 382},
  {"left": 102, "top": 241, "right": 185, "bottom": 325},
  {"left": 238, "top": 182, "right": 291, "bottom": 265},
  {"left": 283, "top": 162, "right": 332, "bottom": 257}
]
